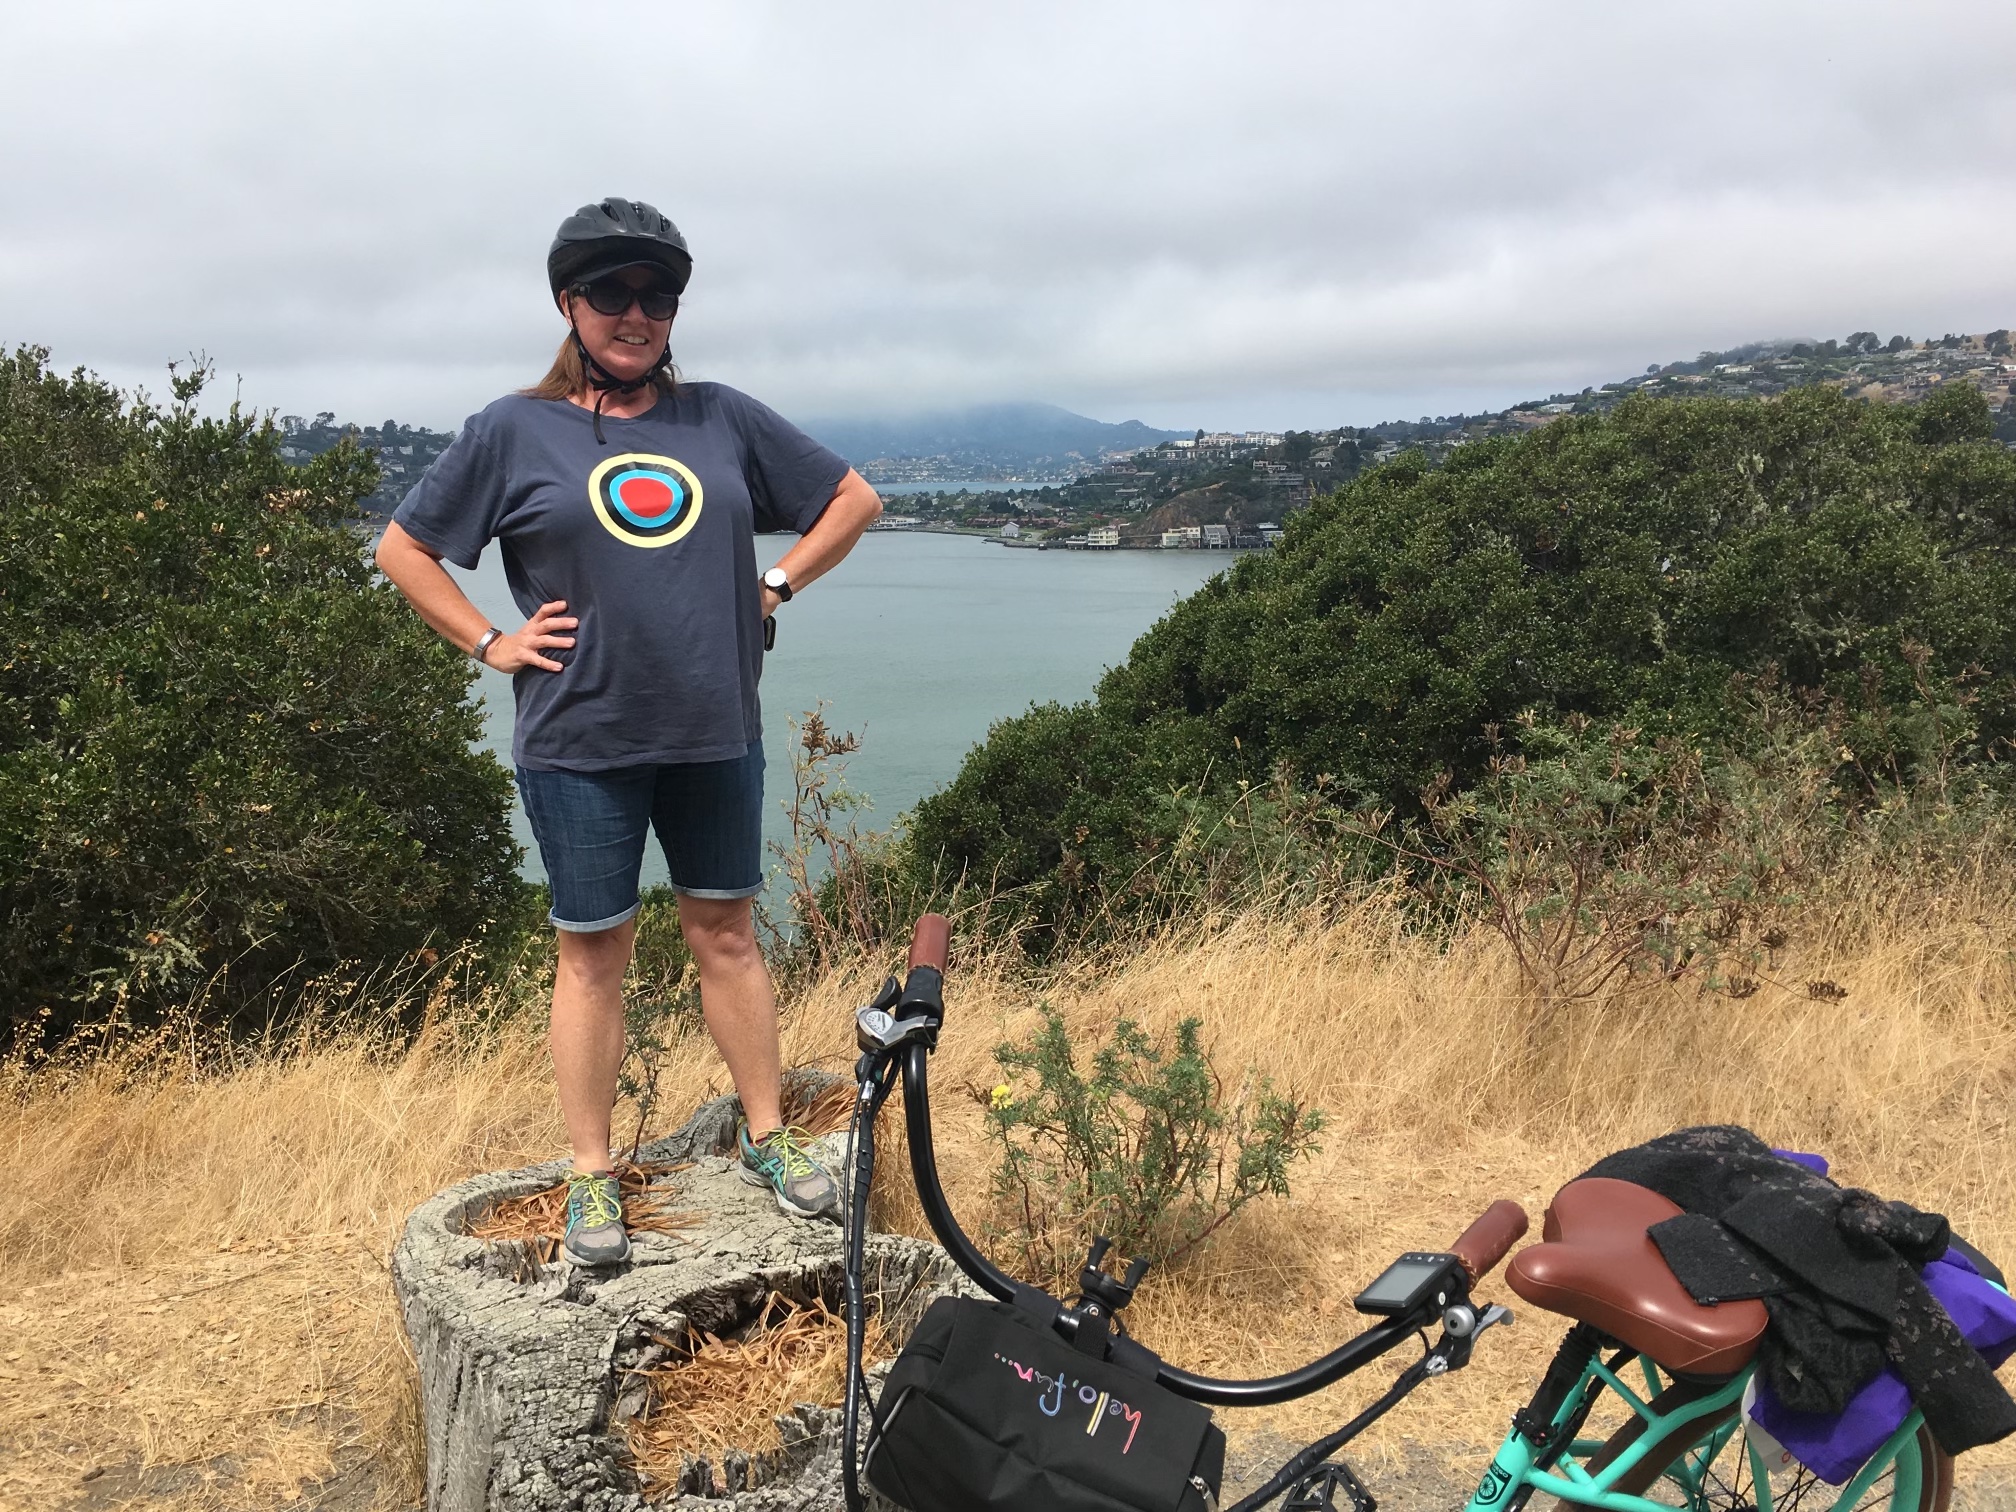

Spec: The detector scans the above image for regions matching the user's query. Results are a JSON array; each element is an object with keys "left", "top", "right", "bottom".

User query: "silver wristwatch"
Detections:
[
  {"left": 762, "top": 566, "right": 794, "bottom": 602},
  {"left": 471, "top": 627, "right": 504, "bottom": 664}
]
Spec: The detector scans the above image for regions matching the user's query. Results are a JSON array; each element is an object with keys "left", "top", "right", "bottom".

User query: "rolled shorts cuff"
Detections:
[
  {"left": 549, "top": 900, "right": 643, "bottom": 934},
  {"left": 671, "top": 880, "right": 764, "bottom": 901}
]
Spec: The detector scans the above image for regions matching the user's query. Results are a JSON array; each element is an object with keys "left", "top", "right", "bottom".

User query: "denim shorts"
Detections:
[{"left": 516, "top": 742, "right": 765, "bottom": 931}]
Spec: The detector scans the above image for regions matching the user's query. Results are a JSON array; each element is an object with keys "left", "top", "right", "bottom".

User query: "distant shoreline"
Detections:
[
  {"left": 986, "top": 536, "right": 1260, "bottom": 553},
  {"left": 869, "top": 521, "right": 1260, "bottom": 552},
  {"left": 866, "top": 480, "right": 1039, "bottom": 495}
]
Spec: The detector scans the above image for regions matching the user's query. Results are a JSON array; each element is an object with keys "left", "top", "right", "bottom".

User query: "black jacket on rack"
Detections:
[{"left": 1582, "top": 1125, "right": 2016, "bottom": 1456}]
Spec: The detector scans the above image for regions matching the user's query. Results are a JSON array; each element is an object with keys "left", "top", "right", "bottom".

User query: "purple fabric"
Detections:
[
  {"left": 1750, "top": 1248, "right": 2016, "bottom": 1483},
  {"left": 1772, "top": 1148, "right": 1830, "bottom": 1177}
]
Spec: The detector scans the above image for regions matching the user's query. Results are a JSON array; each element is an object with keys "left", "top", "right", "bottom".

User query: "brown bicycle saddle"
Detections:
[{"left": 1506, "top": 1177, "right": 1768, "bottom": 1377}]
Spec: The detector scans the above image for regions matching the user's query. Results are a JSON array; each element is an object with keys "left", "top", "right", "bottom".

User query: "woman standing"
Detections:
[{"left": 377, "top": 198, "right": 880, "bottom": 1265}]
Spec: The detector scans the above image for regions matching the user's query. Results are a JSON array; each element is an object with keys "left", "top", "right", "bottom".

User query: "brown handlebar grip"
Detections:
[
  {"left": 907, "top": 914, "right": 951, "bottom": 973},
  {"left": 1451, "top": 1199, "right": 1530, "bottom": 1285}
]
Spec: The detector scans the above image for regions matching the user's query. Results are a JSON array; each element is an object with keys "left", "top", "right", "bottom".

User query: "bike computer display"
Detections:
[{"left": 1353, "top": 1252, "right": 1463, "bottom": 1317}]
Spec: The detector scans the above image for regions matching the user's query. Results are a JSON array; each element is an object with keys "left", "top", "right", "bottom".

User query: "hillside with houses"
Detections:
[
  {"left": 290, "top": 328, "right": 2016, "bottom": 535},
  {"left": 894, "top": 326, "right": 2016, "bottom": 548}
]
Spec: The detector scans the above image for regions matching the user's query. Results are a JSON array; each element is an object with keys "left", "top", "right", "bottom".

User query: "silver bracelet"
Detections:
[{"left": 471, "top": 627, "right": 504, "bottom": 664}]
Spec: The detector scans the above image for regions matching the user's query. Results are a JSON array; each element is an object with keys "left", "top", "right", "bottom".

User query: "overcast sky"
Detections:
[{"left": 4, "top": 2, "right": 2012, "bottom": 433}]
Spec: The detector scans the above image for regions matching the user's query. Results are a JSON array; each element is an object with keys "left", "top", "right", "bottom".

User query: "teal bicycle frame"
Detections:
[{"left": 1459, "top": 1351, "right": 1928, "bottom": 1511}]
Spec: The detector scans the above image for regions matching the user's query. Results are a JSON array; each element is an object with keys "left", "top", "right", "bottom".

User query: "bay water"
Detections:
[{"left": 447, "top": 531, "right": 1229, "bottom": 889}]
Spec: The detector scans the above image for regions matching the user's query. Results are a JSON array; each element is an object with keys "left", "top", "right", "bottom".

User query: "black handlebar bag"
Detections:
[{"left": 865, "top": 1295, "right": 1225, "bottom": 1512}]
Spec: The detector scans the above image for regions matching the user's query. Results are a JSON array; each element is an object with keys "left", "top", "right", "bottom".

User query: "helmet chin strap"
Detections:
[{"left": 568, "top": 321, "right": 671, "bottom": 444}]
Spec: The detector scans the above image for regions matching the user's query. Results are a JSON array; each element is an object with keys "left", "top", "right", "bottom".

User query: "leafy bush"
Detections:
[
  {"left": 1352, "top": 653, "right": 2016, "bottom": 1022},
  {"left": 1380, "top": 699, "right": 1834, "bottom": 1018},
  {"left": 0, "top": 348, "right": 522, "bottom": 1042},
  {"left": 904, "top": 385, "right": 2016, "bottom": 940},
  {"left": 981, "top": 1006, "right": 1325, "bottom": 1284}
]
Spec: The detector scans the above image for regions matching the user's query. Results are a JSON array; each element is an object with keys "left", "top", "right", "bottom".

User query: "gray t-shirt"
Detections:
[{"left": 392, "top": 383, "right": 848, "bottom": 770}]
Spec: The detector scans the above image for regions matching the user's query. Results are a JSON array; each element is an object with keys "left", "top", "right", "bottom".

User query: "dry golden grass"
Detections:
[
  {"left": 3, "top": 881, "right": 2013, "bottom": 1507},
  {"left": 622, "top": 1293, "right": 892, "bottom": 1494},
  {"left": 0, "top": 1015, "right": 562, "bottom": 1510}
]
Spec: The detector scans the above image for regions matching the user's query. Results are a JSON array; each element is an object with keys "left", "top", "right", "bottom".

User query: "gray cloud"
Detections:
[{"left": 4, "top": 1, "right": 2012, "bottom": 432}]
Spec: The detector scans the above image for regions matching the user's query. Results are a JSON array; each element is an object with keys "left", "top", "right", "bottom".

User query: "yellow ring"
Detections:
[{"left": 587, "top": 452, "right": 704, "bottom": 548}]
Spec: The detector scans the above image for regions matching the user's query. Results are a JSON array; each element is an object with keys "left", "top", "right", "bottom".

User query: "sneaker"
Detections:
[
  {"left": 562, "top": 1169, "right": 631, "bottom": 1267},
  {"left": 737, "top": 1121, "right": 841, "bottom": 1221}
]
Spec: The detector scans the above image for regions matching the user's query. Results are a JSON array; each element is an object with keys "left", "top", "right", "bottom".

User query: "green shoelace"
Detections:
[
  {"left": 566, "top": 1171, "right": 623, "bottom": 1231},
  {"left": 755, "top": 1125, "right": 820, "bottom": 1177}
]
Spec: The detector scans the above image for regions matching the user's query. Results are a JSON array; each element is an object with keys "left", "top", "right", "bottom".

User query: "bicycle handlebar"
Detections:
[
  {"left": 883, "top": 914, "right": 1528, "bottom": 1408},
  {"left": 1451, "top": 1199, "right": 1530, "bottom": 1285},
  {"left": 895, "top": 1039, "right": 1420, "bottom": 1405}
]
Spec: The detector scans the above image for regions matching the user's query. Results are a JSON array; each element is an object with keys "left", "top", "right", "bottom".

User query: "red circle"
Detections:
[{"left": 618, "top": 476, "right": 674, "bottom": 519}]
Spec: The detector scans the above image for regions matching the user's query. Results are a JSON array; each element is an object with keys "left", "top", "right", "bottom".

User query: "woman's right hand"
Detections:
[{"left": 483, "top": 600, "right": 577, "bottom": 673}]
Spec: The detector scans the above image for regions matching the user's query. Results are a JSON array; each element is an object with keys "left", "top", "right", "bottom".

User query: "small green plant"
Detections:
[
  {"left": 615, "top": 889, "right": 701, "bottom": 1161},
  {"left": 615, "top": 980, "right": 696, "bottom": 1164},
  {"left": 981, "top": 1006, "right": 1325, "bottom": 1284},
  {"left": 768, "top": 706, "right": 876, "bottom": 970},
  {"left": 627, "top": 887, "right": 699, "bottom": 1004}
]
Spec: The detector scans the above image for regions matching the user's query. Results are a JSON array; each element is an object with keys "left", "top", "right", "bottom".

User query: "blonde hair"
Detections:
[{"left": 523, "top": 306, "right": 680, "bottom": 403}]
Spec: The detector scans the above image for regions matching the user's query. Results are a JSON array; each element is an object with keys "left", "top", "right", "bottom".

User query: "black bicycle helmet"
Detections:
[
  {"left": 547, "top": 197, "right": 693, "bottom": 295},
  {"left": 547, "top": 198, "right": 691, "bottom": 443}
]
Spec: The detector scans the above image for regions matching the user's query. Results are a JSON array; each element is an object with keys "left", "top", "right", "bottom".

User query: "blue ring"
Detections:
[{"left": 607, "top": 466, "right": 688, "bottom": 531}]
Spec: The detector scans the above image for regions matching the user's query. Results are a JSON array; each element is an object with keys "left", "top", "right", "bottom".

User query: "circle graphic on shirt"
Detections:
[{"left": 586, "top": 453, "right": 704, "bottom": 548}]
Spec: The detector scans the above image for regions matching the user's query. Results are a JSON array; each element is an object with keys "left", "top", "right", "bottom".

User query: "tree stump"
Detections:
[{"left": 392, "top": 1074, "right": 972, "bottom": 1510}]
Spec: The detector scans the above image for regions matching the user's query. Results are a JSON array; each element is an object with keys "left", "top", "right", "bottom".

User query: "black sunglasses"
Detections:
[{"left": 571, "top": 277, "right": 679, "bottom": 321}]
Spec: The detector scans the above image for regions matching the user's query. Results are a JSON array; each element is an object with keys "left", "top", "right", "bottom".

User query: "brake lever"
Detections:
[
  {"left": 857, "top": 1007, "right": 938, "bottom": 1053},
  {"left": 854, "top": 976, "right": 905, "bottom": 1053},
  {"left": 1442, "top": 1300, "right": 1515, "bottom": 1340},
  {"left": 1424, "top": 1301, "right": 1515, "bottom": 1375},
  {"left": 856, "top": 977, "right": 933, "bottom": 1091}
]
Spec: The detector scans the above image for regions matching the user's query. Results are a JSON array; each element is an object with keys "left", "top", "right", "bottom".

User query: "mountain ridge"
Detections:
[{"left": 799, "top": 402, "right": 1187, "bottom": 482}]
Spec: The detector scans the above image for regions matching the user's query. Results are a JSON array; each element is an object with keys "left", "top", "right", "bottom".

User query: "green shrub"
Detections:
[
  {"left": 1105, "top": 384, "right": 2016, "bottom": 798},
  {"left": 1384, "top": 699, "right": 1833, "bottom": 1018},
  {"left": 1356, "top": 657, "right": 2016, "bottom": 1022},
  {"left": 982, "top": 1006, "right": 1325, "bottom": 1284},
  {"left": 904, "top": 385, "right": 2016, "bottom": 941},
  {"left": 0, "top": 348, "right": 521, "bottom": 1043},
  {"left": 889, "top": 709, "right": 1385, "bottom": 956}
]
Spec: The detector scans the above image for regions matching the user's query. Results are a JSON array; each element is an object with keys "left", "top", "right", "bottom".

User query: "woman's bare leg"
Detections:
[
  {"left": 676, "top": 895, "right": 784, "bottom": 1132},
  {"left": 550, "top": 919, "right": 636, "bottom": 1173}
]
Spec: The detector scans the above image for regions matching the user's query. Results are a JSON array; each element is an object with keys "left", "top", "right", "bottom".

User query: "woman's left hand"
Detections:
[{"left": 753, "top": 471, "right": 880, "bottom": 619}]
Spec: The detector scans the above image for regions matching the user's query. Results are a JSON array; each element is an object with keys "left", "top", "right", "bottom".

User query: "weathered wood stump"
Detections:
[{"left": 393, "top": 1074, "right": 971, "bottom": 1511}]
